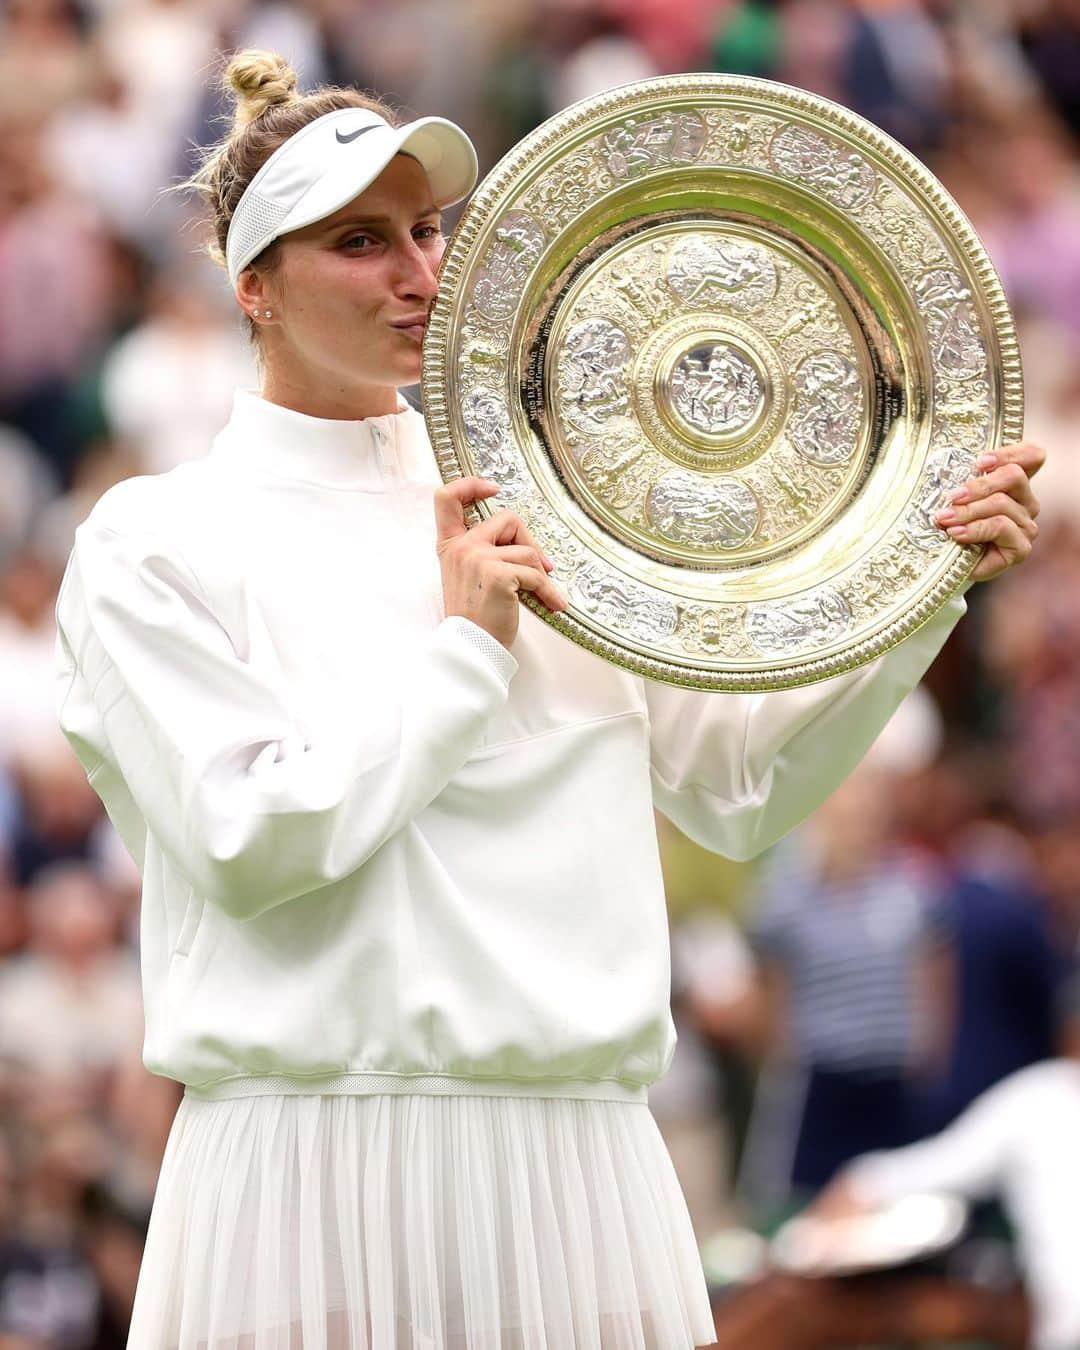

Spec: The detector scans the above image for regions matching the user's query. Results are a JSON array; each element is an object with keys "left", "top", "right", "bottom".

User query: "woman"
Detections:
[{"left": 52, "top": 50, "right": 1043, "bottom": 1350}]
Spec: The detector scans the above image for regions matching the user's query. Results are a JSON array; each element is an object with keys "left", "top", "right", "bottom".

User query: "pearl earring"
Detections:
[{"left": 264, "top": 310, "right": 272, "bottom": 318}]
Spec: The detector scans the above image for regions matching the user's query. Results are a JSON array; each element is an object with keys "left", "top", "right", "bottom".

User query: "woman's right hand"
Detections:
[{"left": 434, "top": 477, "right": 568, "bottom": 650}]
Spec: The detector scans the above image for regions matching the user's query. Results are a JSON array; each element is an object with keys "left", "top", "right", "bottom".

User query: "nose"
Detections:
[{"left": 392, "top": 234, "right": 440, "bottom": 305}]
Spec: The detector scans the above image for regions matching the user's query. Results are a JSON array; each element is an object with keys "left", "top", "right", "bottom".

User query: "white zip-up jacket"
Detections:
[{"left": 53, "top": 388, "right": 966, "bottom": 1104}]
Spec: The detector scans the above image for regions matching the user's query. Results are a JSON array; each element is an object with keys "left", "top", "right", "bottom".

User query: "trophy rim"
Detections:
[{"left": 422, "top": 73, "right": 1024, "bottom": 691}]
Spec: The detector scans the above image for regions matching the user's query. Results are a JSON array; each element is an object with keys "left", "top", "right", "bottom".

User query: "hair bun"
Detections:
[{"left": 224, "top": 50, "right": 300, "bottom": 129}]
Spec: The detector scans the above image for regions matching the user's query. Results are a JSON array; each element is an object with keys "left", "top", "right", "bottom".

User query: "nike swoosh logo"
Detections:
[{"left": 335, "top": 125, "right": 379, "bottom": 144}]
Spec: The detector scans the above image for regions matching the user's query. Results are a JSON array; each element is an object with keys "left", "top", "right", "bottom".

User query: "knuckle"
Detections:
[{"left": 1002, "top": 462, "right": 1026, "bottom": 490}]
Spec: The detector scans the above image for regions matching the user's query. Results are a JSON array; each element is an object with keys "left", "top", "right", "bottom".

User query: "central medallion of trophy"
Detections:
[
  {"left": 542, "top": 219, "right": 872, "bottom": 569},
  {"left": 664, "top": 339, "right": 766, "bottom": 440}
]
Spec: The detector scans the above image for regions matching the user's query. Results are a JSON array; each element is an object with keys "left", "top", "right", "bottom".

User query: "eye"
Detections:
[
  {"left": 415, "top": 224, "right": 443, "bottom": 242},
  {"left": 343, "top": 233, "right": 377, "bottom": 251}
]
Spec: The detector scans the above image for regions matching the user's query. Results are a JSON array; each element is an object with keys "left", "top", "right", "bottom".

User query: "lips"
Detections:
[{"left": 391, "top": 316, "right": 427, "bottom": 341}]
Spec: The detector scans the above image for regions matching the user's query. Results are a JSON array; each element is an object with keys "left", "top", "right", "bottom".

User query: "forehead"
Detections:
[{"left": 307, "top": 154, "right": 437, "bottom": 235}]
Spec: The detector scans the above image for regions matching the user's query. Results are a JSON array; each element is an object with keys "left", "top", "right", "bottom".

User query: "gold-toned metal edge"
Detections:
[{"left": 422, "top": 73, "right": 1024, "bottom": 692}]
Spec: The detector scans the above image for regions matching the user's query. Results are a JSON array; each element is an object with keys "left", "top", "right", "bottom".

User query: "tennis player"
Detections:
[{"left": 53, "top": 50, "right": 1044, "bottom": 1350}]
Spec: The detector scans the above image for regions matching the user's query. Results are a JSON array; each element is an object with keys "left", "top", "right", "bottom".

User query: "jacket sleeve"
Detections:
[
  {"left": 54, "top": 517, "right": 516, "bottom": 920},
  {"left": 645, "top": 592, "right": 967, "bottom": 861}
]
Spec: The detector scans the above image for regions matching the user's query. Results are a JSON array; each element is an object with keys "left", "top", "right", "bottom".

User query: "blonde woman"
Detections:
[{"left": 53, "top": 50, "right": 1043, "bottom": 1350}]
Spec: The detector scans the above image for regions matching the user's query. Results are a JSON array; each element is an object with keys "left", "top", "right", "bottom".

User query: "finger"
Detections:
[
  {"left": 484, "top": 544, "right": 551, "bottom": 573},
  {"left": 945, "top": 460, "right": 1039, "bottom": 519},
  {"left": 472, "top": 509, "right": 548, "bottom": 561},
  {"left": 936, "top": 490, "right": 1038, "bottom": 539},
  {"left": 496, "top": 562, "right": 569, "bottom": 613},
  {"left": 433, "top": 477, "right": 500, "bottom": 544},
  {"left": 974, "top": 440, "right": 1046, "bottom": 482},
  {"left": 949, "top": 513, "right": 1034, "bottom": 578}
]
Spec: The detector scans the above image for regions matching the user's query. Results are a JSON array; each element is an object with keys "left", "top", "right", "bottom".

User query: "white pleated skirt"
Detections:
[{"left": 127, "top": 1092, "right": 717, "bottom": 1350}]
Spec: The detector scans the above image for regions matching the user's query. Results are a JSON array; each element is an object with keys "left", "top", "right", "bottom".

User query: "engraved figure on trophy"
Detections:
[
  {"left": 460, "top": 387, "right": 528, "bottom": 497},
  {"left": 666, "top": 236, "right": 778, "bottom": 313},
  {"left": 604, "top": 112, "right": 707, "bottom": 179},
  {"left": 645, "top": 471, "right": 760, "bottom": 549},
  {"left": 774, "top": 280, "right": 836, "bottom": 342},
  {"left": 769, "top": 124, "right": 876, "bottom": 210},
  {"left": 670, "top": 343, "right": 764, "bottom": 435},
  {"left": 570, "top": 561, "right": 679, "bottom": 642},
  {"left": 556, "top": 319, "right": 632, "bottom": 428},
  {"left": 579, "top": 438, "right": 646, "bottom": 508},
  {"left": 913, "top": 268, "right": 987, "bottom": 380},
  {"left": 858, "top": 551, "right": 920, "bottom": 611},
  {"left": 472, "top": 211, "right": 546, "bottom": 323},
  {"left": 788, "top": 351, "right": 863, "bottom": 465},
  {"left": 747, "top": 587, "right": 853, "bottom": 656},
  {"left": 680, "top": 605, "right": 747, "bottom": 656},
  {"left": 904, "top": 443, "right": 973, "bottom": 549}
]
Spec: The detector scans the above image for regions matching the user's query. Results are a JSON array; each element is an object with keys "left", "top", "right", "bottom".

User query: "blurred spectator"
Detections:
[
  {"left": 842, "top": 0, "right": 952, "bottom": 151},
  {"left": 40, "top": 57, "right": 178, "bottom": 258},
  {"left": 0, "top": 1117, "right": 117, "bottom": 1348},
  {"left": 0, "top": 862, "right": 142, "bottom": 1116},
  {"left": 917, "top": 847, "right": 1074, "bottom": 1134},
  {"left": 1019, "top": 0, "right": 1080, "bottom": 137},
  {"left": 5, "top": 737, "right": 104, "bottom": 890},
  {"left": 978, "top": 118, "right": 1080, "bottom": 340},
  {"left": 981, "top": 518, "right": 1080, "bottom": 826},
  {"left": 0, "top": 541, "right": 66, "bottom": 770},
  {"left": 823, "top": 1058, "right": 1080, "bottom": 1350},
  {"left": 740, "top": 758, "right": 949, "bottom": 1212},
  {"left": 0, "top": 126, "right": 114, "bottom": 485},
  {"left": 0, "top": 0, "right": 92, "bottom": 131},
  {"left": 99, "top": 258, "right": 257, "bottom": 476}
]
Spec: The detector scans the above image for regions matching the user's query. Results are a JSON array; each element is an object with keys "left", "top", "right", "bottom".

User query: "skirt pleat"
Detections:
[{"left": 127, "top": 1093, "right": 716, "bottom": 1350}]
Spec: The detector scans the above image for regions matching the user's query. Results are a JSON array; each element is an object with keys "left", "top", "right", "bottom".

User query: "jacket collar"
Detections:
[{"left": 209, "top": 387, "right": 434, "bottom": 491}]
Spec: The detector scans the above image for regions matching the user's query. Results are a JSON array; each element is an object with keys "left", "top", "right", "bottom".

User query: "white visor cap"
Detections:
[{"left": 225, "top": 106, "right": 478, "bottom": 288}]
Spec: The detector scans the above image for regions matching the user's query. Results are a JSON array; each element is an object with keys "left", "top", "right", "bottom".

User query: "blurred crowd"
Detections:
[{"left": 1, "top": 0, "right": 1080, "bottom": 1344}]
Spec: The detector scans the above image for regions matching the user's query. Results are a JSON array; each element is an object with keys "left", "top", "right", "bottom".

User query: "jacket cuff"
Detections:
[{"left": 440, "top": 616, "right": 518, "bottom": 686}]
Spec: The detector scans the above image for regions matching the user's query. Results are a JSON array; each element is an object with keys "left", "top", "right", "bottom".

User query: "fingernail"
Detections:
[
  {"left": 935, "top": 508, "right": 957, "bottom": 524},
  {"left": 976, "top": 453, "right": 997, "bottom": 470},
  {"left": 947, "top": 525, "right": 968, "bottom": 538},
  {"left": 543, "top": 554, "right": 555, "bottom": 569},
  {"left": 949, "top": 487, "right": 970, "bottom": 504}
]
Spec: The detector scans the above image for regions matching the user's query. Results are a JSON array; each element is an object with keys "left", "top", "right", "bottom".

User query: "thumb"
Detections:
[{"left": 433, "top": 477, "right": 499, "bottom": 545}]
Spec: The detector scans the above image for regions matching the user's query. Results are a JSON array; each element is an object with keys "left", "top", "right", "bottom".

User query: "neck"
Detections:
[{"left": 260, "top": 367, "right": 401, "bottom": 421}]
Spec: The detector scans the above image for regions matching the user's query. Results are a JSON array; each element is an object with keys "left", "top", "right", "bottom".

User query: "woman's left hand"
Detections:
[{"left": 934, "top": 441, "right": 1045, "bottom": 582}]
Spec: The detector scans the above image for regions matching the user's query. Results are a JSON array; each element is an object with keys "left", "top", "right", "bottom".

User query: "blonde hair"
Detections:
[{"left": 168, "top": 50, "right": 401, "bottom": 349}]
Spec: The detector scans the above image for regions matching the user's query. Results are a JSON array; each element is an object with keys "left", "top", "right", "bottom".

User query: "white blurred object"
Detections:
[
  {"left": 97, "top": 0, "right": 217, "bottom": 146},
  {"left": 552, "top": 35, "right": 659, "bottom": 109},
  {"left": 102, "top": 312, "right": 258, "bottom": 475},
  {"left": 0, "top": 613, "right": 61, "bottom": 770},
  {"left": 42, "top": 78, "right": 175, "bottom": 251},
  {"left": 700, "top": 1227, "right": 769, "bottom": 1287},
  {"left": 772, "top": 1193, "right": 967, "bottom": 1276},
  {"left": 862, "top": 683, "right": 943, "bottom": 776},
  {"left": 846, "top": 1061, "right": 1080, "bottom": 1350}
]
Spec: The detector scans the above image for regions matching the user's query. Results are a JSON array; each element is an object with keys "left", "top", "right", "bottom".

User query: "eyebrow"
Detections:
[{"left": 327, "top": 206, "right": 441, "bottom": 230}]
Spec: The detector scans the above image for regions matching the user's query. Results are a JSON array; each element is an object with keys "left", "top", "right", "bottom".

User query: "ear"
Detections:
[{"left": 235, "top": 266, "right": 276, "bottom": 321}]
